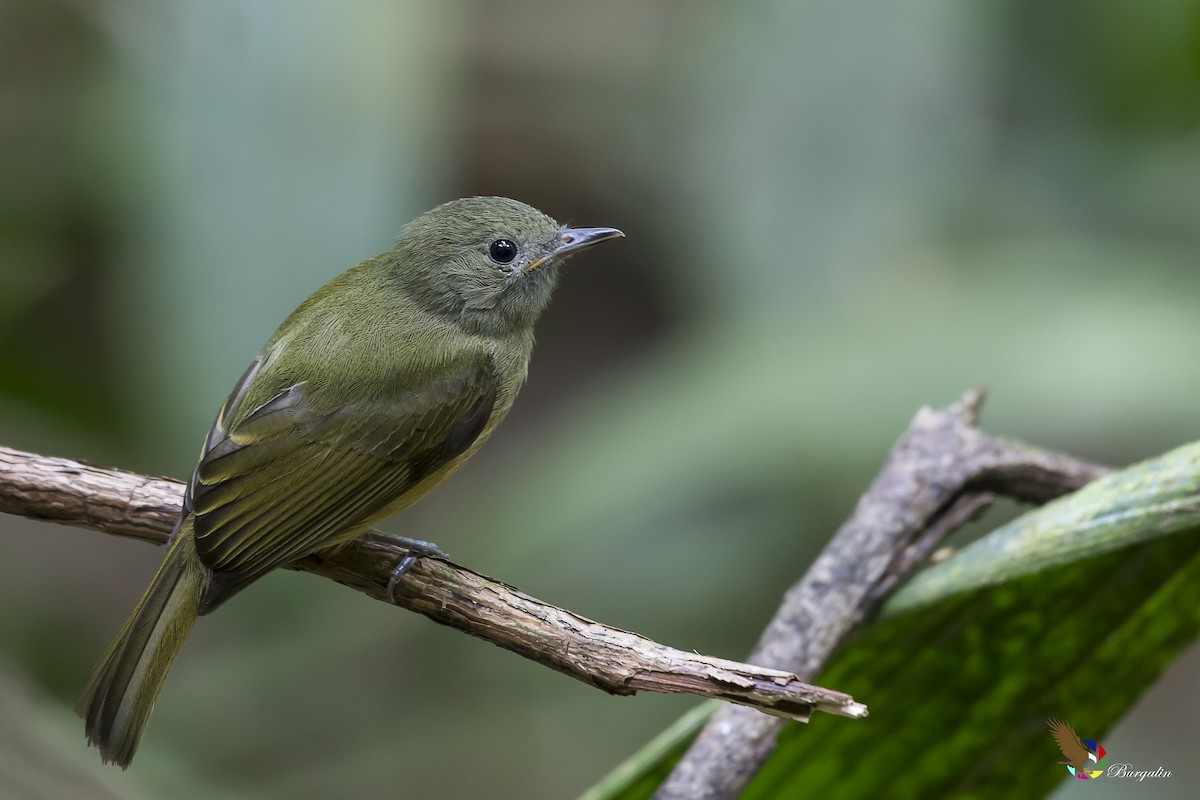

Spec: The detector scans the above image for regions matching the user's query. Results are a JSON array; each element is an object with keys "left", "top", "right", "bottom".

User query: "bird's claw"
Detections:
[{"left": 385, "top": 537, "right": 449, "bottom": 601}]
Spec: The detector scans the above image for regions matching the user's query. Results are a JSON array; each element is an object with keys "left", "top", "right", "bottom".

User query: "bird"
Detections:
[
  {"left": 1047, "top": 717, "right": 1103, "bottom": 778},
  {"left": 77, "top": 196, "right": 623, "bottom": 768}
]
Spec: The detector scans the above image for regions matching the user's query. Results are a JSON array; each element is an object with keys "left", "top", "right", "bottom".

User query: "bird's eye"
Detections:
[{"left": 488, "top": 238, "right": 519, "bottom": 265}]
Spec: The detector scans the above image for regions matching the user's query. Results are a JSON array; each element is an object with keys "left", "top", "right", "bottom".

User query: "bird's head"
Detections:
[{"left": 392, "top": 196, "right": 623, "bottom": 336}]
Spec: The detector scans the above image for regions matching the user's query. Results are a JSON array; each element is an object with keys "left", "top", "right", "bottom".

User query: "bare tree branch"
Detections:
[
  {"left": 0, "top": 445, "right": 865, "bottom": 723},
  {"left": 1, "top": 390, "right": 1113, "bottom": 797},
  {"left": 652, "top": 389, "right": 1111, "bottom": 800}
]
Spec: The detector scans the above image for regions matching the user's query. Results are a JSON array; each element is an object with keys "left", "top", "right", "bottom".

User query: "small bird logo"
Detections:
[{"left": 1048, "top": 717, "right": 1106, "bottom": 780}]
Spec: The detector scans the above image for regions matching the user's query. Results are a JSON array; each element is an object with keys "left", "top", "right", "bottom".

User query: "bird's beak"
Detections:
[{"left": 525, "top": 226, "right": 624, "bottom": 273}]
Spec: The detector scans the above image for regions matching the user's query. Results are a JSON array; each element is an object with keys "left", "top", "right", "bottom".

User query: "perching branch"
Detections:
[
  {"left": 653, "top": 389, "right": 1111, "bottom": 800},
  {"left": 1, "top": 390, "right": 1117, "bottom": 798},
  {"left": 0, "top": 446, "right": 865, "bottom": 723}
]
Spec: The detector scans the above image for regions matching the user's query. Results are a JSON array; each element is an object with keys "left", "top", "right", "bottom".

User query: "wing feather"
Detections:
[
  {"left": 186, "top": 354, "right": 498, "bottom": 612},
  {"left": 200, "top": 445, "right": 361, "bottom": 561}
]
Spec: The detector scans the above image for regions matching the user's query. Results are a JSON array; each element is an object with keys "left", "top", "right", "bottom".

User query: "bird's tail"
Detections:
[{"left": 76, "top": 524, "right": 207, "bottom": 768}]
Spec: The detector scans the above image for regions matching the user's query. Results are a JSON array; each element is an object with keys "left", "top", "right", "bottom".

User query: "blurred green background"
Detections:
[{"left": 2, "top": 0, "right": 1198, "bottom": 798}]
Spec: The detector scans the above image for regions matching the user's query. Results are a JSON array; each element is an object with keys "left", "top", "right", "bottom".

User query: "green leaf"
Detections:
[
  {"left": 583, "top": 443, "right": 1200, "bottom": 799},
  {"left": 887, "top": 441, "right": 1200, "bottom": 615}
]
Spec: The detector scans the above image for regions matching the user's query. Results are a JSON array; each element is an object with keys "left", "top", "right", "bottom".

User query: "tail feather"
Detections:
[{"left": 77, "top": 528, "right": 206, "bottom": 768}]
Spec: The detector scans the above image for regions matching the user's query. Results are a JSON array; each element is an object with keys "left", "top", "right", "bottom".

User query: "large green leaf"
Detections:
[{"left": 584, "top": 443, "right": 1200, "bottom": 799}]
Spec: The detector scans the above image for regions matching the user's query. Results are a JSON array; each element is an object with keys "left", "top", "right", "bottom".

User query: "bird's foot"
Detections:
[{"left": 385, "top": 536, "right": 449, "bottom": 601}]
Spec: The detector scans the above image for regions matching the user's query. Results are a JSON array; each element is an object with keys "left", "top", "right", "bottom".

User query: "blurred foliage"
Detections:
[
  {"left": 0, "top": 0, "right": 126, "bottom": 442},
  {"left": 0, "top": 662, "right": 142, "bottom": 800},
  {"left": 2, "top": 0, "right": 1199, "bottom": 798}
]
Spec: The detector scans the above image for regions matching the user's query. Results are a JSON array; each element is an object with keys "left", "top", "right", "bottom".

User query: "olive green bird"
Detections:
[{"left": 77, "top": 196, "right": 623, "bottom": 768}]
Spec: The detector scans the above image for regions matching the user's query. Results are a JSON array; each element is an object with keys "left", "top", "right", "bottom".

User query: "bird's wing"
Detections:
[
  {"left": 185, "top": 354, "right": 496, "bottom": 611},
  {"left": 1047, "top": 718, "right": 1090, "bottom": 764}
]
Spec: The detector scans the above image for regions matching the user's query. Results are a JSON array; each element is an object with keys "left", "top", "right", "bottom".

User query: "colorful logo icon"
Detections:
[{"left": 1048, "top": 718, "right": 1106, "bottom": 780}]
